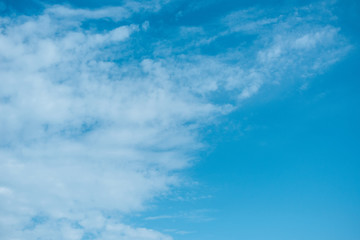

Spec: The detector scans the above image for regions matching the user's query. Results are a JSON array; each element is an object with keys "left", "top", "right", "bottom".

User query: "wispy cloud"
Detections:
[
  {"left": 0, "top": 1, "right": 351, "bottom": 239},
  {"left": 145, "top": 211, "right": 215, "bottom": 223},
  {"left": 43, "top": 0, "right": 171, "bottom": 21}
]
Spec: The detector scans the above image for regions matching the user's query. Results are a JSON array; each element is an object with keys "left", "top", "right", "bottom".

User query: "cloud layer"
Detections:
[{"left": 0, "top": 1, "right": 350, "bottom": 239}]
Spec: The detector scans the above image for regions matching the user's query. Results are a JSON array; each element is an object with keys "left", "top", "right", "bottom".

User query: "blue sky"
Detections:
[{"left": 0, "top": 0, "right": 359, "bottom": 239}]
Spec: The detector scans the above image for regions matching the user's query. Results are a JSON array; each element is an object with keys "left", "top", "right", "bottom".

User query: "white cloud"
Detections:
[
  {"left": 0, "top": 4, "right": 220, "bottom": 240},
  {"left": 45, "top": 5, "right": 131, "bottom": 21},
  {"left": 223, "top": 8, "right": 280, "bottom": 33},
  {"left": 44, "top": 0, "right": 171, "bottom": 21},
  {"left": 0, "top": 2, "right": 351, "bottom": 240}
]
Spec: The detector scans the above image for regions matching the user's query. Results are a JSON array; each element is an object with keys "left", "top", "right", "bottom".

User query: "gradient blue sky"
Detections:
[{"left": 0, "top": 0, "right": 359, "bottom": 240}]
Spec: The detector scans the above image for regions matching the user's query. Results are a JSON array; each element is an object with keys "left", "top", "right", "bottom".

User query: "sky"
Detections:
[{"left": 0, "top": 0, "right": 359, "bottom": 239}]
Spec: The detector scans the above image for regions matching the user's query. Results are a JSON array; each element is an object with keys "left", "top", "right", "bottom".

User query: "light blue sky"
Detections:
[{"left": 0, "top": 0, "right": 359, "bottom": 239}]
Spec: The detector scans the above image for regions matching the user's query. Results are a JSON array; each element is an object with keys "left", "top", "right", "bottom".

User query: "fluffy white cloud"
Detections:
[
  {"left": 0, "top": 2, "right": 350, "bottom": 239},
  {"left": 0, "top": 3, "right": 222, "bottom": 239}
]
